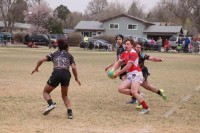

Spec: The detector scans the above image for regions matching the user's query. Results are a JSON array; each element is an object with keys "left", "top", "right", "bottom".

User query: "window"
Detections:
[
  {"left": 128, "top": 24, "right": 138, "bottom": 30},
  {"left": 109, "top": 23, "right": 119, "bottom": 29}
]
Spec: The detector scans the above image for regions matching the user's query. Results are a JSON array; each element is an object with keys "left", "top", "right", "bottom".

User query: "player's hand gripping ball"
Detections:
[{"left": 107, "top": 70, "right": 116, "bottom": 79}]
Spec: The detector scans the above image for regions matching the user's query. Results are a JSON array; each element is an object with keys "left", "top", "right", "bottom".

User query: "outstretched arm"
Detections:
[
  {"left": 105, "top": 62, "right": 114, "bottom": 71},
  {"left": 148, "top": 56, "right": 162, "bottom": 62},
  {"left": 71, "top": 63, "right": 81, "bottom": 86},
  {"left": 115, "top": 62, "right": 132, "bottom": 77},
  {"left": 31, "top": 57, "right": 48, "bottom": 74},
  {"left": 105, "top": 58, "right": 119, "bottom": 71},
  {"left": 111, "top": 60, "right": 123, "bottom": 71}
]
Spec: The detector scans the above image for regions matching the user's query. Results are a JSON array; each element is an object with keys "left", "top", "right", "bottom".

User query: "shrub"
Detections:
[
  {"left": 68, "top": 32, "right": 82, "bottom": 46},
  {"left": 13, "top": 32, "right": 28, "bottom": 43}
]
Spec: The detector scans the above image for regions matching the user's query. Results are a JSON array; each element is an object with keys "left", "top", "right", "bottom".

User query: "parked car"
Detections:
[
  {"left": 23, "top": 34, "right": 50, "bottom": 46},
  {"left": 169, "top": 36, "right": 185, "bottom": 49},
  {"left": 49, "top": 34, "right": 68, "bottom": 48},
  {"left": 124, "top": 36, "right": 157, "bottom": 50},
  {"left": 0, "top": 32, "right": 4, "bottom": 43},
  {"left": 124, "top": 35, "right": 138, "bottom": 41},
  {"left": 137, "top": 37, "right": 158, "bottom": 50},
  {"left": 93, "top": 39, "right": 112, "bottom": 51},
  {"left": 0, "top": 32, "right": 13, "bottom": 43}
]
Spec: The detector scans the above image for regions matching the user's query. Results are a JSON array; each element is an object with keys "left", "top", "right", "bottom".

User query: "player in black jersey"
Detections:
[
  {"left": 31, "top": 39, "right": 81, "bottom": 119},
  {"left": 132, "top": 42, "right": 167, "bottom": 108},
  {"left": 105, "top": 34, "right": 127, "bottom": 80}
]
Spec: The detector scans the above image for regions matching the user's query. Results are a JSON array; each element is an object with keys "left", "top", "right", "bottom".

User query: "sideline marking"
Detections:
[{"left": 163, "top": 85, "right": 200, "bottom": 118}]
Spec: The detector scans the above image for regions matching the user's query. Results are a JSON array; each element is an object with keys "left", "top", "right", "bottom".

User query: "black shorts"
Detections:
[
  {"left": 142, "top": 66, "right": 150, "bottom": 81},
  {"left": 47, "top": 69, "right": 71, "bottom": 87}
]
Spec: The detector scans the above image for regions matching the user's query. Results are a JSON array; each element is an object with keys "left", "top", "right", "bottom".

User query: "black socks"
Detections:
[{"left": 47, "top": 99, "right": 53, "bottom": 106}]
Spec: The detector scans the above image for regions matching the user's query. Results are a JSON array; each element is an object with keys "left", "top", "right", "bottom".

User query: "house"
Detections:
[
  {"left": 74, "top": 14, "right": 183, "bottom": 41},
  {"left": 144, "top": 25, "right": 183, "bottom": 41},
  {"left": 63, "top": 29, "right": 75, "bottom": 36},
  {"left": 0, "top": 21, "right": 32, "bottom": 33},
  {"left": 74, "top": 21, "right": 104, "bottom": 37}
]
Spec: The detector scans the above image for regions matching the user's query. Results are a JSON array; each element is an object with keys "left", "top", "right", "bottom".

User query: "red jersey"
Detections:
[{"left": 119, "top": 49, "right": 141, "bottom": 72}]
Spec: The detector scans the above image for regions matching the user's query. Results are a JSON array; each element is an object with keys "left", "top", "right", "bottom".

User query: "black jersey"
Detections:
[
  {"left": 139, "top": 52, "right": 150, "bottom": 80},
  {"left": 116, "top": 44, "right": 126, "bottom": 79},
  {"left": 116, "top": 44, "right": 125, "bottom": 59},
  {"left": 46, "top": 50, "right": 75, "bottom": 70},
  {"left": 138, "top": 52, "right": 150, "bottom": 69}
]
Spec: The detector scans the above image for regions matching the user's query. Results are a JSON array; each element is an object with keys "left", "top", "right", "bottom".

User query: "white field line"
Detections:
[
  {"left": 56, "top": 125, "right": 152, "bottom": 133},
  {"left": 62, "top": 128, "right": 136, "bottom": 133},
  {"left": 163, "top": 84, "right": 200, "bottom": 118}
]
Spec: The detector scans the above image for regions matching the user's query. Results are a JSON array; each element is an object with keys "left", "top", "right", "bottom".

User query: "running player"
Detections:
[
  {"left": 31, "top": 39, "right": 81, "bottom": 119},
  {"left": 111, "top": 38, "right": 150, "bottom": 114},
  {"left": 130, "top": 42, "right": 167, "bottom": 108},
  {"left": 105, "top": 35, "right": 138, "bottom": 103}
]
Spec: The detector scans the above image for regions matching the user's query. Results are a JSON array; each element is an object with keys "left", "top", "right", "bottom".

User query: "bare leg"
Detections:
[
  {"left": 141, "top": 80, "right": 167, "bottom": 101},
  {"left": 141, "top": 80, "right": 158, "bottom": 93},
  {"left": 118, "top": 79, "right": 131, "bottom": 95},
  {"left": 43, "top": 84, "right": 54, "bottom": 101},
  {"left": 130, "top": 81, "right": 143, "bottom": 103},
  {"left": 61, "top": 86, "right": 73, "bottom": 119},
  {"left": 61, "top": 85, "right": 71, "bottom": 109},
  {"left": 42, "top": 84, "right": 56, "bottom": 115}
]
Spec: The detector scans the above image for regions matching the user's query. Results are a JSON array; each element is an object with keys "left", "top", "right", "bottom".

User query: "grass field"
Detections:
[{"left": 0, "top": 46, "right": 200, "bottom": 133}]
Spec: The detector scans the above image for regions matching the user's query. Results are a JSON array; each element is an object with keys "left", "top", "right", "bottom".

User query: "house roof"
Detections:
[
  {"left": 74, "top": 21, "right": 104, "bottom": 31},
  {"left": 151, "top": 22, "right": 177, "bottom": 26},
  {"left": 14, "top": 22, "right": 32, "bottom": 29},
  {"left": 100, "top": 14, "right": 155, "bottom": 25},
  {"left": 143, "top": 26, "right": 183, "bottom": 34},
  {"left": 0, "top": 21, "right": 32, "bottom": 29},
  {"left": 63, "top": 29, "right": 75, "bottom": 34}
]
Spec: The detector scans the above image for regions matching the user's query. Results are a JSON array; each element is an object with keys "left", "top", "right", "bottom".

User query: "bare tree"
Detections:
[
  {"left": 96, "top": 1, "right": 126, "bottom": 20},
  {"left": 85, "top": 0, "right": 108, "bottom": 20},
  {"left": 66, "top": 12, "right": 84, "bottom": 28},
  {"left": 24, "top": 0, "right": 53, "bottom": 34},
  {"left": 158, "top": 0, "right": 200, "bottom": 34},
  {"left": 128, "top": 0, "right": 145, "bottom": 19},
  {"left": 188, "top": 0, "right": 200, "bottom": 32},
  {"left": 0, "top": 0, "right": 27, "bottom": 32},
  {"left": 146, "top": 0, "right": 177, "bottom": 23}
]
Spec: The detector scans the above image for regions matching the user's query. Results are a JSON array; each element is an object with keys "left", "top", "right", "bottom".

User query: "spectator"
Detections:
[
  {"left": 188, "top": 43, "right": 193, "bottom": 53},
  {"left": 88, "top": 37, "right": 94, "bottom": 50},
  {"left": 164, "top": 39, "right": 170, "bottom": 52},
  {"left": 156, "top": 37, "right": 162, "bottom": 52},
  {"left": 191, "top": 38, "right": 199, "bottom": 53},
  {"left": 184, "top": 37, "right": 190, "bottom": 53},
  {"left": 83, "top": 36, "right": 88, "bottom": 49},
  {"left": 176, "top": 43, "right": 182, "bottom": 53},
  {"left": 150, "top": 38, "right": 155, "bottom": 50},
  {"left": 3, "top": 34, "right": 7, "bottom": 46},
  {"left": 196, "top": 39, "right": 200, "bottom": 53}
]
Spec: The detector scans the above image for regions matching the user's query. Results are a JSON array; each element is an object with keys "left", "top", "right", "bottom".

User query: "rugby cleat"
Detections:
[
  {"left": 139, "top": 108, "right": 150, "bottom": 115},
  {"left": 43, "top": 103, "right": 56, "bottom": 115},
  {"left": 160, "top": 89, "right": 167, "bottom": 101}
]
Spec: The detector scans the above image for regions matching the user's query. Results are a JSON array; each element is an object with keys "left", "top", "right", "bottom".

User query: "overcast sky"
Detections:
[{"left": 45, "top": 0, "right": 160, "bottom": 13}]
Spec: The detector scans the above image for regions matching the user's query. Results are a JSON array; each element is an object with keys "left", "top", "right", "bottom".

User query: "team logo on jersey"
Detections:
[{"left": 129, "top": 55, "right": 134, "bottom": 59}]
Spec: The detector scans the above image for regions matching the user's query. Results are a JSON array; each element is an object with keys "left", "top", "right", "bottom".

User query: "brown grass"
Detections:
[{"left": 0, "top": 46, "right": 200, "bottom": 133}]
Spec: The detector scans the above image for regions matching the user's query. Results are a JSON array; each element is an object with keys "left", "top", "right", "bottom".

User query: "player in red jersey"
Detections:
[{"left": 111, "top": 38, "right": 150, "bottom": 114}]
